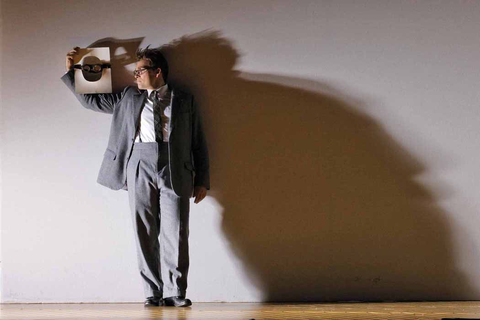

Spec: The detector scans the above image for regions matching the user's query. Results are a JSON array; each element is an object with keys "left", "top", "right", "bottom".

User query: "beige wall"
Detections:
[{"left": 2, "top": 0, "right": 480, "bottom": 302}]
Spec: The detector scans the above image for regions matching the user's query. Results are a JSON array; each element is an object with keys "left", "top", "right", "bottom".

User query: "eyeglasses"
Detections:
[
  {"left": 74, "top": 64, "right": 111, "bottom": 73},
  {"left": 133, "top": 67, "right": 154, "bottom": 77}
]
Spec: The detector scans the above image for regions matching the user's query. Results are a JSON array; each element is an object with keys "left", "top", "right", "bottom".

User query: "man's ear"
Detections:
[{"left": 155, "top": 68, "right": 162, "bottom": 79}]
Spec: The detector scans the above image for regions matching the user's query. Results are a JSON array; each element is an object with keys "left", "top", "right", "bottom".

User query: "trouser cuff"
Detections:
[{"left": 163, "top": 288, "right": 186, "bottom": 298}]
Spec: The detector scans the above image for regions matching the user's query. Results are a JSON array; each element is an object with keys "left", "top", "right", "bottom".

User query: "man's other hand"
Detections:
[
  {"left": 193, "top": 186, "right": 207, "bottom": 204},
  {"left": 66, "top": 47, "right": 80, "bottom": 72}
]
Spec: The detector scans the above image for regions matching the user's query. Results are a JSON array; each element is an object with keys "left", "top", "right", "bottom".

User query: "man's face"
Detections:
[{"left": 134, "top": 59, "right": 163, "bottom": 90}]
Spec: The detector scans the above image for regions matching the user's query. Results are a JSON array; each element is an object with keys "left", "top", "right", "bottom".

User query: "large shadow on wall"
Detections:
[{"left": 98, "top": 32, "right": 477, "bottom": 301}]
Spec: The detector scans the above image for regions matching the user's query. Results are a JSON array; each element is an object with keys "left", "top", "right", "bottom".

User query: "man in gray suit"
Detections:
[{"left": 63, "top": 46, "right": 210, "bottom": 307}]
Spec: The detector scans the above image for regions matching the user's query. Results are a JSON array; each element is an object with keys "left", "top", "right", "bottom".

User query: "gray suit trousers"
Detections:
[{"left": 126, "top": 142, "right": 190, "bottom": 298}]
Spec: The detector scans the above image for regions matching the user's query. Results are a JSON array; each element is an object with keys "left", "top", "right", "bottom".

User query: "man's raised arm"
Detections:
[{"left": 62, "top": 47, "right": 123, "bottom": 114}]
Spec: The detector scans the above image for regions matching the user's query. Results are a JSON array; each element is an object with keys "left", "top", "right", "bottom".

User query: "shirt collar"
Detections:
[{"left": 147, "top": 84, "right": 170, "bottom": 99}]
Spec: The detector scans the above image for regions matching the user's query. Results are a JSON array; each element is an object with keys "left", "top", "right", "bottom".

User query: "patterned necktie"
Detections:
[{"left": 151, "top": 90, "right": 163, "bottom": 143}]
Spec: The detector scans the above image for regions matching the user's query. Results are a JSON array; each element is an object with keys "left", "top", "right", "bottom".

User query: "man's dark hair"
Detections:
[{"left": 136, "top": 46, "right": 169, "bottom": 83}]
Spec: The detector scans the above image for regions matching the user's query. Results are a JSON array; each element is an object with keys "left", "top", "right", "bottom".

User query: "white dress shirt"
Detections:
[{"left": 134, "top": 85, "right": 171, "bottom": 143}]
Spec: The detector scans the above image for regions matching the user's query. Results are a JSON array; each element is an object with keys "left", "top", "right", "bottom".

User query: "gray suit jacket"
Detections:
[{"left": 61, "top": 70, "right": 210, "bottom": 197}]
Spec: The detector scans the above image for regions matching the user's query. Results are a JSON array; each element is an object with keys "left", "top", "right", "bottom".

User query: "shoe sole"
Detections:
[
  {"left": 144, "top": 300, "right": 163, "bottom": 307},
  {"left": 164, "top": 301, "right": 192, "bottom": 307}
]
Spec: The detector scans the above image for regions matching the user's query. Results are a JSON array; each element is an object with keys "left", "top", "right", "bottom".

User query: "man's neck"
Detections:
[
  {"left": 152, "top": 80, "right": 166, "bottom": 90},
  {"left": 144, "top": 82, "right": 166, "bottom": 91},
  {"left": 147, "top": 84, "right": 169, "bottom": 96}
]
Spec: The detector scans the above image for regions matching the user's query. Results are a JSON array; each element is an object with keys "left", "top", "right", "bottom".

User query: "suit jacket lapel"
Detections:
[
  {"left": 132, "top": 90, "right": 147, "bottom": 135},
  {"left": 170, "top": 85, "right": 180, "bottom": 131},
  {"left": 130, "top": 86, "right": 179, "bottom": 138}
]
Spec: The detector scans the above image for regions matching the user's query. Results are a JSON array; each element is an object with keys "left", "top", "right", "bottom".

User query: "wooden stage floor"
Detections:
[{"left": 2, "top": 302, "right": 480, "bottom": 320}]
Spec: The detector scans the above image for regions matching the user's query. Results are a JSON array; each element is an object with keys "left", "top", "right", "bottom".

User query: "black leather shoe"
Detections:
[
  {"left": 163, "top": 296, "right": 192, "bottom": 307},
  {"left": 144, "top": 296, "right": 162, "bottom": 307}
]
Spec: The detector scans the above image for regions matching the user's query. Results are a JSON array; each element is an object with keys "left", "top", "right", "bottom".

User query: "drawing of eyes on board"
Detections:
[{"left": 74, "top": 47, "right": 112, "bottom": 94}]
